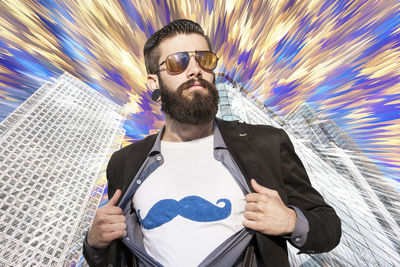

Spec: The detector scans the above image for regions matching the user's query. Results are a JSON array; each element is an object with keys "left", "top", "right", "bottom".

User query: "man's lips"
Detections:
[{"left": 187, "top": 83, "right": 205, "bottom": 91}]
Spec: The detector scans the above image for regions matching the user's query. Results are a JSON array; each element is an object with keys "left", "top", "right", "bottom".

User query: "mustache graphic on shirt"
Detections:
[{"left": 137, "top": 196, "right": 232, "bottom": 230}]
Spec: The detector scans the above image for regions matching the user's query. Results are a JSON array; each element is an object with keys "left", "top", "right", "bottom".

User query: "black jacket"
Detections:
[{"left": 84, "top": 119, "right": 341, "bottom": 266}]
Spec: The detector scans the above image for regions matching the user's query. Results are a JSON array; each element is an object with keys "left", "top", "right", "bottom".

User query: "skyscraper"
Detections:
[
  {"left": 284, "top": 103, "right": 400, "bottom": 256},
  {"left": 0, "top": 72, "right": 125, "bottom": 266},
  {"left": 215, "top": 76, "right": 400, "bottom": 266}
]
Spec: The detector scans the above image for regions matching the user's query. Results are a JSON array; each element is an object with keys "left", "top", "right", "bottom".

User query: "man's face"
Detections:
[{"left": 155, "top": 33, "right": 219, "bottom": 124}]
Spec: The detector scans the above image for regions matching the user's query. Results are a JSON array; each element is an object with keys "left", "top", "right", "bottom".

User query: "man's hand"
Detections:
[
  {"left": 243, "top": 179, "right": 297, "bottom": 236},
  {"left": 87, "top": 189, "right": 127, "bottom": 249}
]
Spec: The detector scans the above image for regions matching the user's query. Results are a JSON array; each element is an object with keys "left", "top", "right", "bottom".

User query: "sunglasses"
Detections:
[{"left": 155, "top": 51, "right": 218, "bottom": 74}]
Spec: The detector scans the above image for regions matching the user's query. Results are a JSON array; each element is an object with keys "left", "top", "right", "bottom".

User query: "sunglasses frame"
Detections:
[{"left": 155, "top": 50, "right": 218, "bottom": 75}]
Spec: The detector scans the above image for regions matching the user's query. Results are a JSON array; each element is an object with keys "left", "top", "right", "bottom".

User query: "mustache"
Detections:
[
  {"left": 137, "top": 196, "right": 231, "bottom": 230},
  {"left": 176, "top": 78, "right": 216, "bottom": 94}
]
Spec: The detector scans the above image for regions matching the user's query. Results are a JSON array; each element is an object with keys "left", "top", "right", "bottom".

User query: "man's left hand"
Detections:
[{"left": 243, "top": 179, "right": 297, "bottom": 236}]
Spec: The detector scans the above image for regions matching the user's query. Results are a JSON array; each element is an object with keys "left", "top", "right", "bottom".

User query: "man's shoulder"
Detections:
[
  {"left": 217, "top": 118, "right": 284, "bottom": 135},
  {"left": 244, "top": 121, "right": 283, "bottom": 132}
]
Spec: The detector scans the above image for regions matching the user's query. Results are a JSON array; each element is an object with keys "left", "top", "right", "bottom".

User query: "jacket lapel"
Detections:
[
  {"left": 122, "top": 134, "right": 158, "bottom": 196},
  {"left": 216, "top": 119, "right": 260, "bottom": 192}
]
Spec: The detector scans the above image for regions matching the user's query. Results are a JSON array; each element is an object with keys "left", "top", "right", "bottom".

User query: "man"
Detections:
[{"left": 83, "top": 19, "right": 341, "bottom": 267}]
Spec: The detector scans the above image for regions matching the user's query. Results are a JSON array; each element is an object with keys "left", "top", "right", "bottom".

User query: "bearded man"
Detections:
[{"left": 83, "top": 19, "right": 341, "bottom": 267}]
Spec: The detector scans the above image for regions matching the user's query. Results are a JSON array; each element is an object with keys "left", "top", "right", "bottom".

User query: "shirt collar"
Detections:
[
  {"left": 148, "top": 119, "right": 227, "bottom": 156},
  {"left": 147, "top": 126, "right": 164, "bottom": 156},
  {"left": 213, "top": 119, "right": 227, "bottom": 149}
]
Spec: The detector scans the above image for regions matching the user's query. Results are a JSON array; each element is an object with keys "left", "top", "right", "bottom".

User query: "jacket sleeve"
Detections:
[
  {"left": 279, "top": 129, "right": 342, "bottom": 254},
  {"left": 82, "top": 152, "right": 118, "bottom": 267},
  {"left": 82, "top": 233, "right": 110, "bottom": 266}
]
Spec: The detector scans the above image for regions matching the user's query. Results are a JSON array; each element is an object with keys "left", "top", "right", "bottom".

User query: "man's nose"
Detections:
[{"left": 186, "top": 56, "right": 202, "bottom": 78}]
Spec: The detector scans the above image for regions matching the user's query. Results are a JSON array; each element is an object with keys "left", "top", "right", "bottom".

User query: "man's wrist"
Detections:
[
  {"left": 86, "top": 228, "right": 106, "bottom": 250},
  {"left": 285, "top": 207, "right": 297, "bottom": 234},
  {"left": 86, "top": 232, "right": 110, "bottom": 251},
  {"left": 86, "top": 228, "right": 96, "bottom": 248}
]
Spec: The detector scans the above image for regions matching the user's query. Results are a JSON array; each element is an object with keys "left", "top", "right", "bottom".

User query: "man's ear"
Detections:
[
  {"left": 146, "top": 74, "right": 159, "bottom": 91},
  {"left": 146, "top": 74, "right": 161, "bottom": 102}
]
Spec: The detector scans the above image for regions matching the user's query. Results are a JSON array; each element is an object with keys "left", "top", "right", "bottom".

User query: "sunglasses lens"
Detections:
[
  {"left": 166, "top": 52, "right": 189, "bottom": 73},
  {"left": 196, "top": 51, "right": 217, "bottom": 71},
  {"left": 164, "top": 51, "right": 217, "bottom": 73}
]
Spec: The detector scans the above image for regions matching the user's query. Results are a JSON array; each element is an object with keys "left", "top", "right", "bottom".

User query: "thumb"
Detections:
[
  {"left": 251, "top": 179, "right": 273, "bottom": 195},
  {"left": 107, "top": 189, "right": 122, "bottom": 206}
]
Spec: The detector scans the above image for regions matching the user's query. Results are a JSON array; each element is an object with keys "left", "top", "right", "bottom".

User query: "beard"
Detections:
[{"left": 159, "top": 77, "right": 219, "bottom": 125}]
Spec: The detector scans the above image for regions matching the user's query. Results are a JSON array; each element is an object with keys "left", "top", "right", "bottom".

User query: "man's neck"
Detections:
[{"left": 162, "top": 117, "right": 214, "bottom": 142}]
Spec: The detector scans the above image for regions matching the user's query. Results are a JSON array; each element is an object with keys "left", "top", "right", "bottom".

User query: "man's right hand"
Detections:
[{"left": 87, "top": 189, "right": 127, "bottom": 249}]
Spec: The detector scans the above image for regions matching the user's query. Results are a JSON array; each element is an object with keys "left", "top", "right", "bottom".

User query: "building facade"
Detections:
[
  {"left": 0, "top": 72, "right": 125, "bottom": 266},
  {"left": 215, "top": 77, "right": 400, "bottom": 266}
]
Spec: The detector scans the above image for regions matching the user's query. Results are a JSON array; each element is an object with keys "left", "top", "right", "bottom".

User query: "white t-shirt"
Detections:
[{"left": 133, "top": 135, "right": 245, "bottom": 266}]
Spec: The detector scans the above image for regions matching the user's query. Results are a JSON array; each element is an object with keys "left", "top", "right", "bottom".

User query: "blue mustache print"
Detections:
[{"left": 137, "top": 196, "right": 231, "bottom": 230}]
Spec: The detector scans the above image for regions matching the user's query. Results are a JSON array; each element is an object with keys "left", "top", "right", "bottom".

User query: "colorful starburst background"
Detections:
[
  {"left": 1, "top": 0, "right": 400, "bottom": 265},
  {"left": 1, "top": 0, "right": 399, "bottom": 181}
]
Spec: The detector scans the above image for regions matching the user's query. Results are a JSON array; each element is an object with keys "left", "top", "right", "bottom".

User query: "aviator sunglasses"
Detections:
[{"left": 155, "top": 51, "right": 218, "bottom": 74}]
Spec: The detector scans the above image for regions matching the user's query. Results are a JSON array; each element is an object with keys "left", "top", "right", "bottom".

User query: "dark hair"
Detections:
[{"left": 144, "top": 19, "right": 212, "bottom": 74}]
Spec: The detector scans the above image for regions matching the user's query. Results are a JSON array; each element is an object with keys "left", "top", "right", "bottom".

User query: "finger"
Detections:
[
  {"left": 242, "top": 219, "right": 260, "bottom": 231},
  {"left": 245, "top": 202, "right": 260, "bottom": 212},
  {"left": 102, "top": 222, "right": 127, "bottom": 233},
  {"left": 103, "top": 229, "right": 127, "bottom": 242},
  {"left": 97, "top": 214, "right": 126, "bottom": 225},
  {"left": 107, "top": 215, "right": 126, "bottom": 224},
  {"left": 243, "top": 211, "right": 258, "bottom": 221},
  {"left": 94, "top": 214, "right": 126, "bottom": 226},
  {"left": 102, "top": 206, "right": 124, "bottom": 215},
  {"left": 245, "top": 193, "right": 268, "bottom": 203},
  {"left": 250, "top": 179, "right": 275, "bottom": 196},
  {"left": 107, "top": 189, "right": 122, "bottom": 207}
]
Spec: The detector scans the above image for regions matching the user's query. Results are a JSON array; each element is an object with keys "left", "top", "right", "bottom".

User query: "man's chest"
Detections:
[
  {"left": 133, "top": 146, "right": 246, "bottom": 230},
  {"left": 131, "top": 139, "right": 246, "bottom": 266}
]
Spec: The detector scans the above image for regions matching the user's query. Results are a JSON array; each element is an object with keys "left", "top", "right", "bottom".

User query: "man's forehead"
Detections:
[{"left": 158, "top": 33, "right": 210, "bottom": 58}]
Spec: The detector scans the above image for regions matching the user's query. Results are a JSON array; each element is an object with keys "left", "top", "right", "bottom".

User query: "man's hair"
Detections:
[{"left": 143, "top": 19, "right": 212, "bottom": 74}]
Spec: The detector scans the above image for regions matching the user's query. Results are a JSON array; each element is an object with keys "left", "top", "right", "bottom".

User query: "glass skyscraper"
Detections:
[
  {"left": 216, "top": 76, "right": 400, "bottom": 266},
  {"left": 0, "top": 72, "right": 125, "bottom": 266}
]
